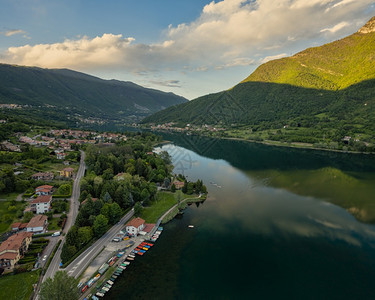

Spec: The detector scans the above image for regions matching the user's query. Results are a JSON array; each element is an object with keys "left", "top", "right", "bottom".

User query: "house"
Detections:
[
  {"left": 60, "top": 167, "right": 74, "bottom": 178},
  {"left": 31, "top": 195, "right": 52, "bottom": 214},
  {"left": 172, "top": 180, "right": 185, "bottom": 190},
  {"left": 125, "top": 217, "right": 145, "bottom": 236},
  {"left": 56, "top": 152, "right": 66, "bottom": 160},
  {"left": 32, "top": 172, "right": 54, "bottom": 181},
  {"left": 11, "top": 222, "right": 22, "bottom": 232},
  {"left": 0, "top": 232, "right": 33, "bottom": 270},
  {"left": 11, "top": 222, "right": 28, "bottom": 232},
  {"left": 35, "top": 185, "right": 53, "bottom": 196},
  {"left": 26, "top": 215, "right": 48, "bottom": 233}
]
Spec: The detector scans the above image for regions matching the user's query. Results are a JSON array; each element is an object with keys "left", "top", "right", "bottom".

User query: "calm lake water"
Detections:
[{"left": 108, "top": 135, "right": 375, "bottom": 299}]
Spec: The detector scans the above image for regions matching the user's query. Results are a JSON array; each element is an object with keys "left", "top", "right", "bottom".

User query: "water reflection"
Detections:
[{"left": 158, "top": 135, "right": 375, "bottom": 223}]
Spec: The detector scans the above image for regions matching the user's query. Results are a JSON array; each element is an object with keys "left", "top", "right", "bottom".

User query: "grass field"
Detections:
[
  {"left": 0, "top": 270, "right": 40, "bottom": 300},
  {"left": 0, "top": 197, "right": 26, "bottom": 234},
  {"left": 141, "top": 192, "right": 178, "bottom": 223},
  {"left": 48, "top": 217, "right": 61, "bottom": 231}
]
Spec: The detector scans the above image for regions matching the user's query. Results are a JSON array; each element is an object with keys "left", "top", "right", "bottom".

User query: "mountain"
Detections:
[
  {"left": 142, "top": 17, "right": 375, "bottom": 134},
  {"left": 0, "top": 64, "right": 187, "bottom": 126}
]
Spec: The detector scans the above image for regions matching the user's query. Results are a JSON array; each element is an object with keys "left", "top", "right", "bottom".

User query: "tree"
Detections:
[
  {"left": 23, "top": 211, "right": 34, "bottom": 223},
  {"left": 187, "top": 182, "right": 195, "bottom": 195},
  {"left": 171, "top": 184, "right": 176, "bottom": 193},
  {"left": 39, "top": 271, "right": 79, "bottom": 300},
  {"left": 57, "top": 184, "right": 71, "bottom": 195},
  {"left": 93, "top": 214, "right": 108, "bottom": 237},
  {"left": 175, "top": 190, "right": 183, "bottom": 204},
  {"left": 134, "top": 202, "right": 143, "bottom": 217},
  {"left": 78, "top": 226, "right": 93, "bottom": 246},
  {"left": 110, "top": 202, "right": 122, "bottom": 223}
]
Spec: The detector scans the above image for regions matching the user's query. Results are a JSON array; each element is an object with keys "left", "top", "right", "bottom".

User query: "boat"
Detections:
[
  {"left": 142, "top": 247, "right": 148, "bottom": 251},
  {"left": 96, "top": 292, "right": 105, "bottom": 297},
  {"left": 128, "top": 254, "right": 136, "bottom": 258},
  {"left": 102, "top": 287, "right": 109, "bottom": 292},
  {"left": 188, "top": 225, "right": 194, "bottom": 228}
]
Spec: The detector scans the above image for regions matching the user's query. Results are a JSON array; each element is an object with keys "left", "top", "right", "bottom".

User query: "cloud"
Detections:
[
  {"left": 320, "top": 21, "right": 350, "bottom": 33},
  {"left": 0, "top": 0, "right": 374, "bottom": 74},
  {"left": 2, "top": 29, "right": 26, "bottom": 37},
  {"left": 261, "top": 53, "right": 287, "bottom": 64},
  {"left": 149, "top": 80, "right": 181, "bottom": 88}
]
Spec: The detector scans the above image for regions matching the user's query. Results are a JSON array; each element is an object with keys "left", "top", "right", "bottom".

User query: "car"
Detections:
[
  {"left": 52, "top": 231, "right": 61, "bottom": 237},
  {"left": 42, "top": 255, "right": 47, "bottom": 261}
]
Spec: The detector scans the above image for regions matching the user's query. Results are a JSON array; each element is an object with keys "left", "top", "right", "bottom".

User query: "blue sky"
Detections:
[{"left": 0, "top": 0, "right": 374, "bottom": 99}]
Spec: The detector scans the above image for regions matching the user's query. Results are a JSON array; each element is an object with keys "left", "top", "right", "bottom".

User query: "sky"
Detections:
[{"left": 0, "top": 0, "right": 374, "bottom": 100}]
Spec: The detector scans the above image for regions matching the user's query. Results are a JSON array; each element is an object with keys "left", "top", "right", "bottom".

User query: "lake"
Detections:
[{"left": 107, "top": 135, "right": 375, "bottom": 299}]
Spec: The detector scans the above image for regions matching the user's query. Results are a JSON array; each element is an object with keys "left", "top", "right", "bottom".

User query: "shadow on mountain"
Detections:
[{"left": 142, "top": 79, "right": 375, "bottom": 130}]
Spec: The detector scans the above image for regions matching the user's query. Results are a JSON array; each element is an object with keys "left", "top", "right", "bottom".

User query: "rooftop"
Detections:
[
  {"left": 27, "top": 215, "right": 48, "bottom": 228},
  {"left": 126, "top": 217, "right": 145, "bottom": 228},
  {"left": 31, "top": 195, "right": 52, "bottom": 204}
]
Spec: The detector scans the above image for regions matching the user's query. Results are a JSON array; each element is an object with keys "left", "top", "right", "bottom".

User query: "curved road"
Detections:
[{"left": 42, "top": 150, "right": 86, "bottom": 282}]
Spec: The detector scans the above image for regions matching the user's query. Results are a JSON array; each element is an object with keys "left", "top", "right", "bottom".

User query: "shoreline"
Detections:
[
  {"left": 160, "top": 196, "right": 206, "bottom": 224},
  {"left": 221, "top": 136, "right": 375, "bottom": 155},
  {"left": 148, "top": 128, "right": 375, "bottom": 155}
]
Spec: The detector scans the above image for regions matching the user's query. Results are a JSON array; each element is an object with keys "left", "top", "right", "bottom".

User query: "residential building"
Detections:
[
  {"left": 26, "top": 215, "right": 48, "bottom": 233},
  {"left": 0, "top": 232, "right": 33, "bottom": 270},
  {"left": 56, "top": 152, "right": 66, "bottom": 160},
  {"left": 35, "top": 185, "right": 53, "bottom": 196},
  {"left": 31, "top": 172, "right": 54, "bottom": 181},
  {"left": 125, "top": 217, "right": 145, "bottom": 236},
  {"left": 60, "top": 167, "right": 74, "bottom": 178},
  {"left": 172, "top": 180, "right": 185, "bottom": 189},
  {"left": 11, "top": 222, "right": 28, "bottom": 232},
  {"left": 31, "top": 195, "right": 52, "bottom": 214}
]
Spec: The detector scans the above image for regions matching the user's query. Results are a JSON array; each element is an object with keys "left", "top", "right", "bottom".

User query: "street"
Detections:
[
  {"left": 42, "top": 150, "right": 86, "bottom": 282},
  {"left": 65, "top": 209, "right": 134, "bottom": 278}
]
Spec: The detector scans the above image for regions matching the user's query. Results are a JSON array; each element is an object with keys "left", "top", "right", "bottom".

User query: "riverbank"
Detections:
[
  {"left": 221, "top": 136, "right": 375, "bottom": 155},
  {"left": 160, "top": 195, "right": 206, "bottom": 224},
  {"left": 152, "top": 129, "right": 375, "bottom": 155}
]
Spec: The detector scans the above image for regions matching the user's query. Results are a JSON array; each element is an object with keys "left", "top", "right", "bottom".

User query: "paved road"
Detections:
[
  {"left": 65, "top": 208, "right": 134, "bottom": 278},
  {"left": 42, "top": 150, "right": 86, "bottom": 282}
]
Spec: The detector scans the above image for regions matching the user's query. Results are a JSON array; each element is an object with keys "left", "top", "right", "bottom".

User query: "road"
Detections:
[
  {"left": 65, "top": 209, "right": 134, "bottom": 278},
  {"left": 42, "top": 150, "right": 86, "bottom": 282}
]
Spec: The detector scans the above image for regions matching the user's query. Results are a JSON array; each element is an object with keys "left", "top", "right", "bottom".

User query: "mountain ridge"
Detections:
[
  {"left": 0, "top": 63, "right": 187, "bottom": 124},
  {"left": 142, "top": 17, "right": 375, "bottom": 127}
]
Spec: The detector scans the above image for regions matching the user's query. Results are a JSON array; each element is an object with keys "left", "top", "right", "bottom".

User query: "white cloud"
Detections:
[
  {"left": 320, "top": 21, "right": 350, "bottom": 33},
  {"left": 2, "top": 29, "right": 26, "bottom": 37},
  {"left": 261, "top": 53, "right": 287, "bottom": 64},
  {"left": 1, "top": 0, "right": 374, "bottom": 75},
  {"left": 148, "top": 79, "right": 181, "bottom": 88}
]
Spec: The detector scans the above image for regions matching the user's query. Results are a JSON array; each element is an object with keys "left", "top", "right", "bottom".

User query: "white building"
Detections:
[
  {"left": 26, "top": 215, "right": 48, "bottom": 233},
  {"left": 31, "top": 195, "right": 52, "bottom": 214},
  {"left": 125, "top": 217, "right": 145, "bottom": 236}
]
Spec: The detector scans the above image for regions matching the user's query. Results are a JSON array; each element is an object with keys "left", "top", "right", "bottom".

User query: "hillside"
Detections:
[
  {"left": 142, "top": 18, "right": 375, "bottom": 130},
  {"left": 0, "top": 64, "right": 186, "bottom": 126}
]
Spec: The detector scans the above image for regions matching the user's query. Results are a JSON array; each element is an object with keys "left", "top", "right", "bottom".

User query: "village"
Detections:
[{"left": 0, "top": 129, "right": 128, "bottom": 276}]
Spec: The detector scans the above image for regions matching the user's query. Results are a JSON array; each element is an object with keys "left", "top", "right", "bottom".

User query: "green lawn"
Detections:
[
  {"left": 141, "top": 192, "right": 178, "bottom": 223},
  {"left": 0, "top": 198, "right": 26, "bottom": 234},
  {"left": 48, "top": 217, "right": 61, "bottom": 231},
  {"left": 0, "top": 270, "right": 40, "bottom": 300}
]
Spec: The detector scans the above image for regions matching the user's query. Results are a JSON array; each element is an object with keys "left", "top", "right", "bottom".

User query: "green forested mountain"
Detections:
[
  {"left": 142, "top": 17, "right": 375, "bottom": 137},
  {"left": 0, "top": 64, "right": 186, "bottom": 124}
]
